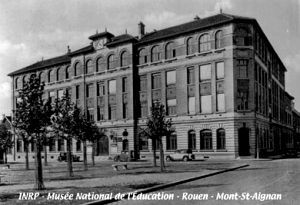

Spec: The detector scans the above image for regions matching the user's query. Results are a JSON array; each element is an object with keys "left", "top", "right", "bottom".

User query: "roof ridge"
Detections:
[{"left": 142, "top": 13, "right": 227, "bottom": 37}]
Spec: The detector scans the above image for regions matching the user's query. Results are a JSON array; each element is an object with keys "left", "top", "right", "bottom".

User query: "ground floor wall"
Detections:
[{"left": 6, "top": 116, "right": 296, "bottom": 163}]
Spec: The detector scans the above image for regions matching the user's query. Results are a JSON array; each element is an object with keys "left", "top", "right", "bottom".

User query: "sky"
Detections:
[{"left": 0, "top": 0, "right": 299, "bottom": 116}]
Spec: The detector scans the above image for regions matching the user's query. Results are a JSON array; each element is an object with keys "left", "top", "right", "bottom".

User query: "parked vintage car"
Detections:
[
  {"left": 57, "top": 152, "right": 80, "bottom": 162},
  {"left": 284, "top": 148, "right": 298, "bottom": 158},
  {"left": 166, "top": 149, "right": 195, "bottom": 161}
]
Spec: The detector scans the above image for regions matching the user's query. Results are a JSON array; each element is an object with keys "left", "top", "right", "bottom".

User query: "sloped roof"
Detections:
[
  {"left": 69, "top": 44, "right": 94, "bottom": 56},
  {"left": 8, "top": 54, "right": 71, "bottom": 76},
  {"left": 106, "top": 34, "right": 137, "bottom": 47},
  {"left": 138, "top": 13, "right": 254, "bottom": 44}
]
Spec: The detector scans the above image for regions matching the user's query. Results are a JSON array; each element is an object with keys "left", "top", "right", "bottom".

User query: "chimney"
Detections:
[
  {"left": 138, "top": 21, "right": 145, "bottom": 39},
  {"left": 194, "top": 15, "right": 200, "bottom": 21},
  {"left": 67, "top": 45, "right": 71, "bottom": 54}
]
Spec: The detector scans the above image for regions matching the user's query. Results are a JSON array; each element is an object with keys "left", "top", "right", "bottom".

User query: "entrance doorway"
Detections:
[
  {"left": 238, "top": 127, "right": 250, "bottom": 156},
  {"left": 96, "top": 135, "right": 109, "bottom": 155}
]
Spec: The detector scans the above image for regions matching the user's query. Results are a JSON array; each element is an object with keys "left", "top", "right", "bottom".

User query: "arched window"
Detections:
[
  {"left": 165, "top": 42, "right": 176, "bottom": 59},
  {"left": 151, "top": 46, "right": 161, "bottom": 62},
  {"left": 56, "top": 67, "right": 61, "bottom": 81},
  {"left": 199, "top": 34, "right": 210, "bottom": 52},
  {"left": 65, "top": 66, "right": 70, "bottom": 79},
  {"left": 120, "top": 51, "right": 129, "bottom": 67},
  {"left": 107, "top": 54, "right": 115, "bottom": 70},
  {"left": 215, "top": 30, "right": 223, "bottom": 49},
  {"left": 39, "top": 72, "right": 45, "bottom": 84},
  {"left": 166, "top": 133, "right": 177, "bottom": 150},
  {"left": 96, "top": 57, "right": 104, "bottom": 72},
  {"left": 74, "top": 62, "right": 81, "bottom": 76},
  {"left": 188, "top": 130, "right": 196, "bottom": 150},
  {"left": 15, "top": 77, "right": 19, "bottom": 89},
  {"left": 186, "top": 37, "right": 194, "bottom": 55},
  {"left": 235, "top": 28, "right": 249, "bottom": 46},
  {"left": 217, "top": 128, "right": 226, "bottom": 150},
  {"left": 22, "top": 75, "right": 27, "bottom": 88},
  {"left": 86, "top": 59, "right": 93, "bottom": 74},
  {"left": 48, "top": 70, "right": 54, "bottom": 82},
  {"left": 200, "top": 129, "right": 212, "bottom": 150},
  {"left": 138, "top": 49, "right": 147, "bottom": 64}
]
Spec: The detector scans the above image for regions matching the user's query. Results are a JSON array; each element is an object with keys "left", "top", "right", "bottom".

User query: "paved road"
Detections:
[{"left": 113, "top": 159, "right": 300, "bottom": 205}]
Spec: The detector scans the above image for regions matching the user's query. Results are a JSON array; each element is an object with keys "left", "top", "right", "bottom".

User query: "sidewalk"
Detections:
[{"left": 0, "top": 160, "right": 248, "bottom": 204}]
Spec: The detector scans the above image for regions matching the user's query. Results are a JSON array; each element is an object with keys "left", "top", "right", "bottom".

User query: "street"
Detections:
[{"left": 114, "top": 159, "right": 300, "bottom": 205}]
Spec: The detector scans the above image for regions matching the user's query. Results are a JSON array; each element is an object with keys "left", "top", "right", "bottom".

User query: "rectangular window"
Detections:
[
  {"left": 97, "top": 106, "right": 105, "bottom": 121},
  {"left": 17, "top": 139, "right": 22, "bottom": 152},
  {"left": 58, "top": 90, "right": 64, "bottom": 99},
  {"left": 167, "top": 99, "right": 177, "bottom": 115},
  {"left": 97, "top": 82, "right": 105, "bottom": 96},
  {"left": 123, "top": 103, "right": 128, "bottom": 119},
  {"left": 166, "top": 134, "right": 177, "bottom": 150},
  {"left": 122, "top": 77, "right": 128, "bottom": 93},
  {"left": 216, "top": 62, "right": 225, "bottom": 79},
  {"left": 166, "top": 70, "right": 176, "bottom": 85},
  {"left": 49, "top": 91, "right": 55, "bottom": 103},
  {"left": 141, "top": 102, "right": 148, "bottom": 118},
  {"left": 76, "top": 140, "right": 81, "bottom": 152},
  {"left": 57, "top": 138, "right": 65, "bottom": 152},
  {"left": 66, "top": 88, "right": 71, "bottom": 98},
  {"left": 108, "top": 106, "right": 116, "bottom": 120},
  {"left": 48, "top": 137, "right": 56, "bottom": 152},
  {"left": 76, "top": 85, "right": 80, "bottom": 99},
  {"left": 139, "top": 135, "right": 148, "bottom": 151},
  {"left": 188, "top": 97, "right": 196, "bottom": 114},
  {"left": 108, "top": 80, "right": 116, "bottom": 94},
  {"left": 237, "top": 59, "right": 248, "bottom": 78},
  {"left": 199, "top": 64, "right": 211, "bottom": 81},
  {"left": 140, "top": 75, "right": 147, "bottom": 91},
  {"left": 86, "top": 84, "right": 94, "bottom": 98},
  {"left": 151, "top": 73, "right": 161, "bottom": 89},
  {"left": 187, "top": 67, "right": 195, "bottom": 84},
  {"left": 217, "top": 93, "right": 225, "bottom": 112},
  {"left": 87, "top": 109, "right": 94, "bottom": 121},
  {"left": 200, "top": 95, "right": 212, "bottom": 113}
]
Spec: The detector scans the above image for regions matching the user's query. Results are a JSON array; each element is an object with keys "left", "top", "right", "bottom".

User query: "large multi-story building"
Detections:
[{"left": 7, "top": 12, "right": 299, "bottom": 161}]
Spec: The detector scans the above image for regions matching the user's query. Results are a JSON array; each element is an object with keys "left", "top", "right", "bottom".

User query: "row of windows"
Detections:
[
  {"left": 138, "top": 30, "right": 224, "bottom": 64},
  {"left": 139, "top": 128, "right": 226, "bottom": 151},
  {"left": 14, "top": 51, "right": 131, "bottom": 89},
  {"left": 16, "top": 138, "right": 82, "bottom": 153}
]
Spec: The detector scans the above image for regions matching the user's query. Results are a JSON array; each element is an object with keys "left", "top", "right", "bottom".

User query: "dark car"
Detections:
[
  {"left": 113, "top": 151, "right": 135, "bottom": 162},
  {"left": 284, "top": 148, "right": 298, "bottom": 158},
  {"left": 166, "top": 149, "right": 195, "bottom": 161},
  {"left": 57, "top": 152, "right": 80, "bottom": 162}
]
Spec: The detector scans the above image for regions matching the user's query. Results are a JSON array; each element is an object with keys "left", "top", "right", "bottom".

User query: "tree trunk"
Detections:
[
  {"left": 24, "top": 140, "right": 29, "bottom": 170},
  {"left": 4, "top": 150, "right": 7, "bottom": 164},
  {"left": 44, "top": 144, "right": 48, "bottom": 166},
  {"left": 83, "top": 140, "right": 87, "bottom": 171},
  {"left": 91, "top": 141, "right": 95, "bottom": 166},
  {"left": 159, "top": 138, "right": 165, "bottom": 172},
  {"left": 34, "top": 136, "right": 45, "bottom": 190},
  {"left": 152, "top": 138, "right": 157, "bottom": 167},
  {"left": 66, "top": 138, "right": 74, "bottom": 177}
]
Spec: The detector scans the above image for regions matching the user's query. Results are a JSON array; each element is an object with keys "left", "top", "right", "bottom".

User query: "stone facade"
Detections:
[{"left": 7, "top": 13, "right": 298, "bottom": 162}]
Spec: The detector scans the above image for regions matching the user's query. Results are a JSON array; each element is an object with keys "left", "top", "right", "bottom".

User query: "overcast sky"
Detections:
[{"left": 0, "top": 0, "right": 299, "bottom": 116}]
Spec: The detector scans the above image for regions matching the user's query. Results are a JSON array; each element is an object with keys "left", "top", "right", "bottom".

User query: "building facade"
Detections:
[{"left": 7, "top": 13, "right": 299, "bottom": 161}]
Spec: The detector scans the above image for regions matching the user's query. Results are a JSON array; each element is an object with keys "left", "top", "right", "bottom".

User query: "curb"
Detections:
[{"left": 83, "top": 164, "right": 249, "bottom": 205}]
